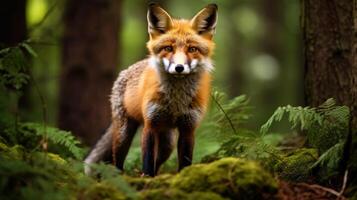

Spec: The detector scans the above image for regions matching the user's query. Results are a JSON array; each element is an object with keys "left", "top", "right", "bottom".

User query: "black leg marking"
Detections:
[
  {"left": 142, "top": 128, "right": 156, "bottom": 176},
  {"left": 177, "top": 114, "right": 196, "bottom": 171},
  {"left": 155, "top": 130, "right": 175, "bottom": 174},
  {"left": 113, "top": 118, "right": 139, "bottom": 170}
]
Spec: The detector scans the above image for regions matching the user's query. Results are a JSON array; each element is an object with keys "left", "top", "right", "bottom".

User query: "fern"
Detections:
[
  {"left": 0, "top": 142, "right": 137, "bottom": 200},
  {"left": 202, "top": 91, "right": 283, "bottom": 168},
  {"left": 260, "top": 105, "right": 323, "bottom": 135},
  {"left": 311, "top": 141, "right": 345, "bottom": 179},
  {"left": 260, "top": 98, "right": 349, "bottom": 152},
  {"left": 260, "top": 98, "right": 350, "bottom": 180},
  {"left": 0, "top": 42, "right": 36, "bottom": 90},
  {"left": 209, "top": 90, "right": 252, "bottom": 138},
  {"left": 21, "top": 123, "right": 86, "bottom": 159}
]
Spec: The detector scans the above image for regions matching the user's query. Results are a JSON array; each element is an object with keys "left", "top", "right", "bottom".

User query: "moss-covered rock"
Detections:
[
  {"left": 124, "top": 173, "right": 173, "bottom": 190},
  {"left": 274, "top": 148, "right": 318, "bottom": 181},
  {"left": 171, "top": 157, "right": 277, "bottom": 199},
  {"left": 0, "top": 142, "right": 25, "bottom": 159},
  {"left": 126, "top": 157, "right": 277, "bottom": 199},
  {"left": 139, "top": 188, "right": 227, "bottom": 200},
  {"left": 81, "top": 182, "right": 128, "bottom": 200}
]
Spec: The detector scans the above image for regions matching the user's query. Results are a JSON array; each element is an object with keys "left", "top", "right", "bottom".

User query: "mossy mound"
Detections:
[
  {"left": 0, "top": 142, "right": 131, "bottom": 200},
  {"left": 81, "top": 182, "right": 128, "bottom": 200},
  {"left": 171, "top": 157, "right": 278, "bottom": 199},
  {"left": 0, "top": 143, "right": 26, "bottom": 160},
  {"left": 274, "top": 148, "right": 318, "bottom": 181},
  {"left": 128, "top": 157, "right": 278, "bottom": 200},
  {"left": 139, "top": 188, "right": 227, "bottom": 200},
  {"left": 0, "top": 141, "right": 278, "bottom": 200},
  {"left": 125, "top": 173, "right": 173, "bottom": 190}
]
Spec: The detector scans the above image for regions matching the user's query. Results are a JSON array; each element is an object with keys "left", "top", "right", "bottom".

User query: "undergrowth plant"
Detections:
[
  {"left": 201, "top": 91, "right": 283, "bottom": 167},
  {"left": 260, "top": 98, "right": 349, "bottom": 178},
  {"left": 203, "top": 95, "right": 350, "bottom": 182},
  {"left": 0, "top": 42, "right": 138, "bottom": 200}
]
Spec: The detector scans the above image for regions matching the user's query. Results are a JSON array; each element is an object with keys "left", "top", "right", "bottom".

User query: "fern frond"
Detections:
[
  {"left": 260, "top": 104, "right": 323, "bottom": 135},
  {"left": 0, "top": 42, "right": 37, "bottom": 90},
  {"left": 311, "top": 141, "right": 345, "bottom": 179},
  {"left": 210, "top": 90, "right": 252, "bottom": 137},
  {"left": 22, "top": 123, "right": 85, "bottom": 159},
  {"left": 312, "top": 141, "right": 344, "bottom": 170}
]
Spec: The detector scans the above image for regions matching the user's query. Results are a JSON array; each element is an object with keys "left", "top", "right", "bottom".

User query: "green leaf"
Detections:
[{"left": 21, "top": 43, "right": 38, "bottom": 57}]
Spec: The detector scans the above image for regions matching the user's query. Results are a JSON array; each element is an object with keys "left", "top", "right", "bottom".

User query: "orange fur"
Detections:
[{"left": 85, "top": 4, "right": 218, "bottom": 177}]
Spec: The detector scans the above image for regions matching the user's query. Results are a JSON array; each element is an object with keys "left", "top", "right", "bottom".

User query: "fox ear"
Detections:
[
  {"left": 147, "top": 3, "right": 173, "bottom": 38},
  {"left": 191, "top": 4, "right": 218, "bottom": 39}
]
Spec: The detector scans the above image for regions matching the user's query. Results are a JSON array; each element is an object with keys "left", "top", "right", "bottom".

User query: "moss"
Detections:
[
  {"left": 124, "top": 174, "right": 173, "bottom": 190},
  {"left": 171, "top": 157, "right": 277, "bottom": 199},
  {"left": 139, "top": 188, "right": 227, "bottom": 200},
  {"left": 0, "top": 142, "right": 8, "bottom": 150},
  {"left": 81, "top": 182, "right": 128, "bottom": 200},
  {"left": 274, "top": 148, "right": 318, "bottom": 181},
  {"left": 0, "top": 142, "right": 25, "bottom": 160}
]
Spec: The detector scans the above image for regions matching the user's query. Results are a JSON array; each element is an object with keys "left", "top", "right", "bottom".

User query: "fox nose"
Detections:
[{"left": 175, "top": 65, "right": 184, "bottom": 73}]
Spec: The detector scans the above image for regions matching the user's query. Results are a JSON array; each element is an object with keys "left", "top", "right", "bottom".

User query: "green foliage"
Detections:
[
  {"left": 204, "top": 96, "right": 350, "bottom": 183},
  {"left": 274, "top": 148, "right": 318, "bottom": 181},
  {"left": 2, "top": 122, "right": 85, "bottom": 160},
  {"left": 260, "top": 98, "right": 350, "bottom": 180},
  {"left": 201, "top": 133, "right": 283, "bottom": 169},
  {"left": 261, "top": 105, "right": 322, "bottom": 135},
  {"left": 0, "top": 142, "right": 136, "bottom": 200},
  {"left": 260, "top": 98, "right": 349, "bottom": 152},
  {"left": 311, "top": 141, "right": 345, "bottom": 180},
  {"left": 23, "top": 122, "right": 86, "bottom": 159},
  {"left": 0, "top": 42, "right": 36, "bottom": 90},
  {"left": 201, "top": 91, "right": 283, "bottom": 171},
  {"left": 210, "top": 91, "right": 252, "bottom": 137},
  {"left": 0, "top": 41, "right": 86, "bottom": 161}
]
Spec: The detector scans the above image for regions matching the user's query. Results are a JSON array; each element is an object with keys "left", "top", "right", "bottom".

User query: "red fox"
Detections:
[{"left": 84, "top": 3, "right": 218, "bottom": 176}]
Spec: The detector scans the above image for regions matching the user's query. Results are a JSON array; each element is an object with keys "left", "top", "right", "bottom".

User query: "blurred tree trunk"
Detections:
[
  {"left": 59, "top": 0, "right": 121, "bottom": 146},
  {"left": 303, "top": 0, "right": 357, "bottom": 184},
  {"left": 0, "top": 0, "right": 32, "bottom": 115},
  {"left": 227, "top": 26, "right": 243, "bottom": 97},
  {"left": 225, "top": 3, "right": 243, "bottom": 97},
  {"left": 0, "top": 0, "right": 27, "bottom": 46},
  {"left": 258, "top": 0, "right": 283, "bottom": 117}
]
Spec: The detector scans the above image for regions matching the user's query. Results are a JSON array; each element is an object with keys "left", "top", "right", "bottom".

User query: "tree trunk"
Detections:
[
  {"left": 303, "top": 0, "right": 357, "bottom": 184},
  {"left": 59, "top": 0, "right": 121, "bottom": 146},
  {"left": 303, "top": 0, "right": 354, "bottom": 109}
]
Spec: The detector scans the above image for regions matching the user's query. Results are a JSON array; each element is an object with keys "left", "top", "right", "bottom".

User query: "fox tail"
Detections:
[{"left": 84, "top": 124, "right": 113, "bottom": 175}]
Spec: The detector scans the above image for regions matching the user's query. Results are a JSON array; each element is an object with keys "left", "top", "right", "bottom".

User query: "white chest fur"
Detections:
[{"left": 146, "top": 73, "right": 201, "bottom": 122}]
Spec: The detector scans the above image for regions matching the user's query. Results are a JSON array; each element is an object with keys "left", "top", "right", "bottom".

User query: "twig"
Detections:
[
  {"left": 338, "top": 170, "right": 348, "bottom": 198},
  {"left": 29, "top": 74, "right": 48, "bottom": 153},
  {"left": 299, "top": 183, "right": 344, "bottom": 199},
  {"left": 211, "top": 93, "right": 237, "bottom": 135}
]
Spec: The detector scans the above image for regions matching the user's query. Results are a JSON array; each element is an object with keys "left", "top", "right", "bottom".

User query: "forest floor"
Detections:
[
  {"left": 0, "top": 97, "right": 354, "bottom": 199},
  {"left": 277, "top": 181, "right": 346, "bottom": 200},
  {"left": 0, "top": 131, "right": 352, "bottom": 200}
]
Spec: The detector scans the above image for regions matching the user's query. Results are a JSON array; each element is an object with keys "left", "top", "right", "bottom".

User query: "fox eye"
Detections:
[
  {"left": 188, "top": 47, "right": 198, "bottom": 53},
  {"left": 163, "top": 46, "right": 173, "bottom": 52}
]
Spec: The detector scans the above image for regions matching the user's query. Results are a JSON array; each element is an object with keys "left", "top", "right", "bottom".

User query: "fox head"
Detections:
[{"left": 147, "top": 3, "right": 218, "bottom": 75}]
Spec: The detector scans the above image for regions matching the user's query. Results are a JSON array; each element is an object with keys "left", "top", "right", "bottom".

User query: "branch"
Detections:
[{"left": 211, "top": 93, "right": 238, "bottom": 135}]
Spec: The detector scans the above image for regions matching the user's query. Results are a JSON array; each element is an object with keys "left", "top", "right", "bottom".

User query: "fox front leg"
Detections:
[
  {"left": 141, "top": 125, "right": 158, "bottom": 177},
  {"left": 176, "top": 111, "right": 200, "bottom": 171}
]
